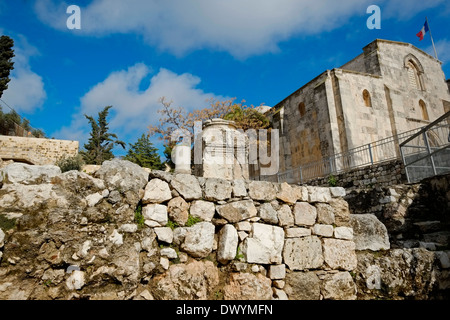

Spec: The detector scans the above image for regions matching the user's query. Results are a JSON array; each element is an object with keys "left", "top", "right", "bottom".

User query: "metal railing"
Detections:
[
  {"left": 400, "top": 111, "right": 450, "bottom": 183},
  {"left": 258, "top": 126, "right": 425, "bottom": 184}
]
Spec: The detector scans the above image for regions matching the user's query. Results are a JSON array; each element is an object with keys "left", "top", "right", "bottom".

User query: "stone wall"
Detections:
[
  {"left": 304, "top": 160, "right": 406, "bottom": 191},
  {"left": 0, "top": 160, "right": 358, "bottom": 300},
  {"left": 0, "top": 135, "right": 79, "bottom": 165},
  {"left": 1, "top": 160, "right": 448, "bottom": 300}
]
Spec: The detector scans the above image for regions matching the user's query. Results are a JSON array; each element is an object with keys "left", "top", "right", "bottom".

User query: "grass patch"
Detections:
[
  {"left": 134, "top": 202, "right": 145, "bottom": 228},
  {"left": 166, "top": 219, "right": 179, "bottom": 230},
  {"left": 185, "top": 214, "right": 202, "bottom": 227}
]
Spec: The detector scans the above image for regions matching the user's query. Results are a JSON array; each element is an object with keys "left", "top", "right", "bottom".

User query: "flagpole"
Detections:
[{"left": 426, "top": 16, "right": 439, "bottom": 60}]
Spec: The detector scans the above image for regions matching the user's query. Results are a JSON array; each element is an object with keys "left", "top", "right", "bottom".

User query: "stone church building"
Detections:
[{"left": 262, "top": 39, "right": 450, "bottom": 181}]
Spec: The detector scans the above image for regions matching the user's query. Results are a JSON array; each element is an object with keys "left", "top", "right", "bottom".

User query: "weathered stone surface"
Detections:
[
  {"left": 242, "top": 223, "right": 284, "bottom": 264},
  {"left": 155, "top": 227, "right": 174, "bottom": 244},
  {"left": 277, "top": 204, "right": 294, "bottom": 227},
  {"left": 232, "top": 179, "right": 247, "bottom": 197},
  {"left": 276, "top": 182, "right": 297, "bottom": 204},
  {"left": 292, "top": 185, "right": 308, "bottom": 201},
  {"left": 142, "top": 178, "right": 172, "bottom": 204},
  {"left": 167, "top": 197, "right": 189, "bottom": 226},
  {"left": 217, "top": 225, "right": 238, "bottom": 264},
  {"left": 334, "top": 227, "right": 354, "bottom": 240},
  {"left": 307, "top": 186, "right": 332, "bottom": 203},
  {"left": 322, "top": 239, "right": 357, "bottom": 271},
  {"left": 85, "top": 192, "right": 103, "bottom": 207},
  {"left": 0, "top": 184, "right": 68, "bottom": 211},
  {"left": 321, "top": 272, "right": 357, "bottom": 300},
  {"left": 170, "top": 174, "right": 202, "bottom": 201},
  {"left": 284, "top": 272, "right": 320, "bottom": 300},
  {"left": 66, "top": 270, "right": 85, "bottom": 290},
  {"left": 315, "top": 203, "right": 335, "bottom": 225},
  {"left": 330, "top": 187, "right": 346, "bottom": 198},
  {"left": 350, "top": 214, "right": 390, "bottom": 251},
  {"left": 283, "top": 236, "right": 323, "bottom": 270},
  {"left": 1, "top": 163, "right": 61, "bottom": 185},
  {"left": 329, "top": 198, "right": 351, "bottom": 227},
  {"left": 268, "top": 264, "right": 286, "bottom": 280},
  {"left": 293, "top": 202, "right": 317, "bottom": 226},
  {"left": 248, "top": 181, "right": 277, "bottom": 201},
  {"left": 204, "top": 178, "right": 232, "bottom": 201},
  {"left": 160, "top": 248, "right": 178, "bottom": 259},
  {"left": 355, "top": 248, "right": 437, "bottom": 300},
  {"left": 189, "top": 200, "right": 215, "bottom": 222},
  {"left": 52, "top": 170, "right": 106, "bottom": 192},
  {"left": 312, "top": 224, "right": 334, "bottom": 237},
  {"left": 285, "top": 227, "right": 311, "bottom": 238},
  {"left": 223, "top": 273, "right": 272, "bottom": 300},
  {"left": 181, "top": 222, "right": 215, "bottom": 258},
  {"left": 258, "top": 203, "right": 278, "bottom": 224},
  {"left": 216, "top": 200, "right": 257, "bottom": 223},
  {"left": 151, "top": 260, "right": 219, "bottom": 300},
  {"left": 95, "top": 159, "right": 148, "bottom": 193},
  {"left": 142, "top": 204, "right": 168, "bottom": 227}
]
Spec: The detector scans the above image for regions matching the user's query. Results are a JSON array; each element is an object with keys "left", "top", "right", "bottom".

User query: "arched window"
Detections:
[
  {"left": 419, "top": 100, "right": 429, "bottom": 121},
  {"left": 298, "top": 102, "right": 306, "bottom": 118},
  {"left": 406, "top": 60, "right": 423, "bottom": 90},
  {"left": 363, "top": 90, "right": 372, "bottom": 107}
]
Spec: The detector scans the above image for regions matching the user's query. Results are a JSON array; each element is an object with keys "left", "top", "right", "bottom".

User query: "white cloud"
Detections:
[
  {"left": 1, "top": 34, "right": 46, "bottom": 113},
  {"left": 53, "top": 63, "right": 226, "bottom": 149},
  {"left": 35, "top": 0, "right": 380, "bottom": 58}
]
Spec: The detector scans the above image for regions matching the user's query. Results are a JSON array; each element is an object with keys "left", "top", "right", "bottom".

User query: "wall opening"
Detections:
[
  {"left": 363, "top": 90, "right": 372, "bottom": 108},
  {"left": 298, "top": 102, "right": 306, "bottom": 118},
  {"left": 419, "top": 99, "right": 429, "bottom": 121}
]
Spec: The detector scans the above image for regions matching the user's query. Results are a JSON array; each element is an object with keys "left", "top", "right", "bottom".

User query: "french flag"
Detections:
[{"left": 416, "top": 21, "right": 429, "bottom": 41}]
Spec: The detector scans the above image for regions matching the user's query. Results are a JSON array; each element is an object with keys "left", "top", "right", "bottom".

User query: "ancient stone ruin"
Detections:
[{"left": 0, "top": 159, "right": 448, "bottom": 300}]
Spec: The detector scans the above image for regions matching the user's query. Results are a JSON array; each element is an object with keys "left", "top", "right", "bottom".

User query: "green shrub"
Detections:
[
  {"left": 185, "top": 214, "right": 202, "bottom": 227},
  {"left": 328, "top": 174, "right": 338, "bottom": 187},
  {"left": 134, "top": 203, "right": 145, "bottom": 228},
  {"left": 55, "top": 154, "right": 85, "bottom": 173}
]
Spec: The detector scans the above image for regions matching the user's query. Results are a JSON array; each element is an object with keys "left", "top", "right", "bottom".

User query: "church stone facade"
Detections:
[{"left": 264, "top": 39, "right": 450, "bottom": 179}]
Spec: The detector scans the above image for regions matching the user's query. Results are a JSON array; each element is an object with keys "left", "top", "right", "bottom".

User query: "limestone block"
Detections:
[
  {"left": 285, "top": 227, "right": 311, "bottom": 238},
  {"left": 167, "top": 197, "right": 189, "bottom": 226},
  {"left": 312, "top": 224, "right": 334, "bottom": 237},
  {"left": 315, "top": 203, "right": 335, "bottom": 225},
  {"left": 284, "top": 272, "right": 320, "bottom": 300},
  {"left": 1, "top": 163, "right": 61, "bottom": 185},
  {"left": 160, "top": 248, "right": 178, "bottom": 259},
  {"left": 329, "top": 199, "right": 351, "bottom": 227},
  {"left": 154, "top": 227, "right": 173, "bottom": 244},
  {"left": 276, "top": 182, "right": 297, "bottom": 204},
  {"left": 170, "top": 174, "right": 202, "bottom": 201},
  {"left": 66, "top": 270, "right": 85, "bottom": 290},
  {"left": 283, "top": 236, "right": 324, "bottom": 270},
  {"left": 277, "top": 204, "right": 294, "bottom": 227},
  {"left": 293, "top": 202, "right": 317, "bottom": 226},
  {"left": 350, "top": 214, "right": 390, "bottom": 251},
  {"left": 204, "top": 178, "right": 232, "bottom": 201},
  {"left": 242, "top": 223, "right": 284, "bottom": 264},
  {"left": 292, "top": 185, "right": 308, "bottom": 201},
  {"left": 321, "top": 272, "right": 357, "bottom": 300},
  {"left": 334, "top": 227, "right": 354, "bottom": 240},
  {"left": 248, "top": 181, "right": 277, "bottom": 201},
  {"left": 142, "top": 178, "right": 172, "bottom": 204},
  {"left": 217, "top": 225, "right": 239, "bottom": 264},
  {"left": 189, "top": 200, "right": 215, "bottom": 222},
  {"left": 330, "top": 187, "right": 346, "bottom": 198},
  {"left": 95, "top": 159, "right": 148, "bottom": 193},
  {"left": 216, "top": 200, "right": 257, "bottom": 223},
  {"left": 223, "top": 273, "right": 272, "bottom": 300},
  {"left": 85, "top": 192, "right": 103, "bottom": 207},
  {"left": 258, "top": 203, "right": 279, "bottom": 224},
  {"left": 181, "top": 222, "right": 215, "bottom": 258},
  {"left": 322, "top": 239, "right": 357, "bottom": 271},
  {"left": 232, "top": 179, "right": 247, "bottom": 197},
  {"left": 142, "top": 204, "right": 168, "bottom": 227},
  {"left": 307, "top": 186, "right": 332, "bottom": 203},
  {"left": 235, "top": 221, "right": 251, "bottom": 231},
  {"left": 268, "top": 264, "right": 286, "bottom": 280},
  {"left": 0, "top": 228, "right": 4, "bottom": 248}
]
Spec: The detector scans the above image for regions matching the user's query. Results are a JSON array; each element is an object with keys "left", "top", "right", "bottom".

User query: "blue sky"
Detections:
[{"left": 1, "top": 0, "right": 449, "bottom": 158}]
